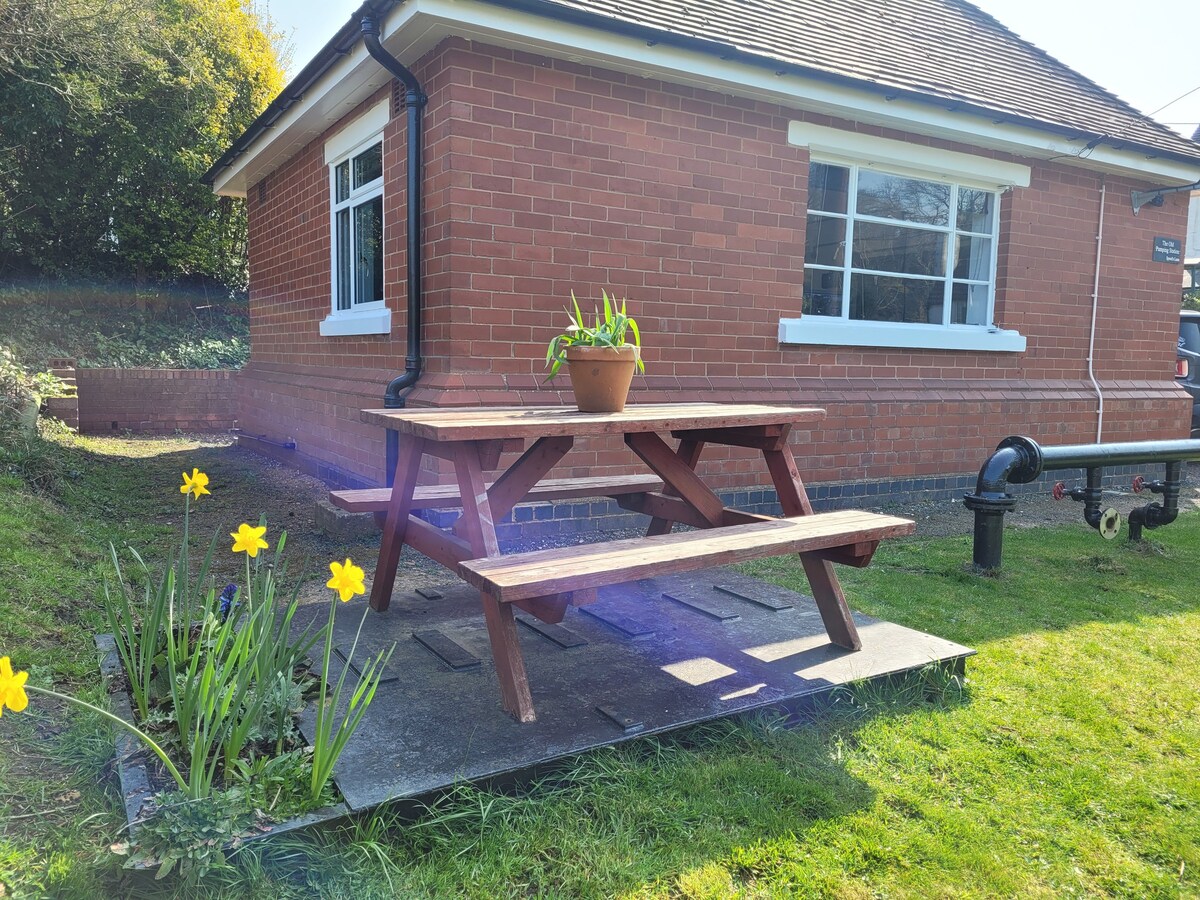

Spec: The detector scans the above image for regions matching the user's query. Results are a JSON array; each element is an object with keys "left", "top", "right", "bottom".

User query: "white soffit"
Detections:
[{"left": 212, "top": 0, "right": 1200, "bottom": 196}]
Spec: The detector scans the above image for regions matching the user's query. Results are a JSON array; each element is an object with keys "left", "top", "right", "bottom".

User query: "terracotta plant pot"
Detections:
[{"left": 564, "top": 344, "right": 639, "bottom": 413}]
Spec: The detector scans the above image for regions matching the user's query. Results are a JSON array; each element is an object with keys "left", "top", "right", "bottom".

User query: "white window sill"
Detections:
[
  {"left": 778, "top": 317, "right": 1026, "bottom": 353},
  {"left": 319, "top": 307, "right": 392, "bottom": 337}
]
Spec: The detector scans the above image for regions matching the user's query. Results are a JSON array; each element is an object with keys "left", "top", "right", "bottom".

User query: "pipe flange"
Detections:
[
  {"left": 996, "top": 435, "right": 1043, "bottom": 484},
  {"left": 963, "top": 492, "right": 1018, "bottom": 513}
]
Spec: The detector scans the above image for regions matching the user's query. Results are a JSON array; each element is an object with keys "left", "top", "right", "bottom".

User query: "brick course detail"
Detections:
[
  {"left": 239, "top": 37, "right": 1192, "bottom": 494},
  {"left": 74, "top": 368, "right": 238, "bottom": 435}
]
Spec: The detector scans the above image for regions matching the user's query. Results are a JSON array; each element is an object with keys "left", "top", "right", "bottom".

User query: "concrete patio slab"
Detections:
[{"left": 300, "top": 569, "right": 973, "bottom": 812}]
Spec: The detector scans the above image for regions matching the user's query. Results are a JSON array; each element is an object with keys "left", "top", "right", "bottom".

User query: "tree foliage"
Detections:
[{"left": 0, "top": 0, "right": 285, "bottom": 294}]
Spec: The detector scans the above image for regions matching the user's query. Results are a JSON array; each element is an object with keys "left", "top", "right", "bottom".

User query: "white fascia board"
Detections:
[
  {"left": 213, "top": 0, "right": 1200, "bottom": 196},
  {"left": 779, "top": 318, "right": 1027, "bottom": 353},
  {"left": 787, "top": 122, "right": 1031, "bottom": 189}
]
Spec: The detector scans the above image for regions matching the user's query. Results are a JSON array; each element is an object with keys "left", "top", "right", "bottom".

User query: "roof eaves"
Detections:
[
  {"left": 201, "top": 0, "right": 402, "bottom": 186},
  {"left": 500, "top": 0, "right": 1200, "bottom": 169},
  {"left": 204, "top": 0, "right": 1200, "bottom": 188}
]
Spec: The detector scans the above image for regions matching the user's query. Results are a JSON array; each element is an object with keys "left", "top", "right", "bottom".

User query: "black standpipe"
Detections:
[
  {"left": 964, "top": 435, "right": 1200, "bottom": 570},
  {"left": 361, "top": 15, "right": 426, "bottom": 487}
]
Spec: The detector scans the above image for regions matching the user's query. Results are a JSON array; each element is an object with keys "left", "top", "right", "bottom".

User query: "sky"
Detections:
[{"left": 265, "top": 0, "right": 1200, "bottom": 140}]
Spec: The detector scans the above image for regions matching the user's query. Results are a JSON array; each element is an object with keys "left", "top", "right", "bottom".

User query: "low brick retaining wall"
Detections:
[{"left": 47, "top": 360, "right": 238, "bottom": 434}]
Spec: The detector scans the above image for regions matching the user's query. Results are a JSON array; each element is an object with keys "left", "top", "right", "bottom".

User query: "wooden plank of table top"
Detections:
[
  {"left": 459, "top": 509, "right": 915, "bottom": 603},
  {"left": 360, "top": 403, "right": 826, "bottom": 441}
]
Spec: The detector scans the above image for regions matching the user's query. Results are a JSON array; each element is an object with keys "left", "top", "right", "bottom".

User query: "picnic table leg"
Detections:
[
  {"left": 626, "top": 435, "right": 709, "bottom": 535},
  {"left": 369, "top": 434, "right": 424, "bottom": 612},
  {"left": 452, "top": 441, "right": 537, "bottom": 724},
  {"left": 763, "top": 444, "right": 862, "bottom": 651}
]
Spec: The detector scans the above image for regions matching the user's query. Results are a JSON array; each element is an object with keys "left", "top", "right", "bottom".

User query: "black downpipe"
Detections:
[
  {"left": 965, "top": 435, "right": 1200, "bottom": 570},
  {"left": 361, "top": 15, "right": 426, "bottom": 487}
]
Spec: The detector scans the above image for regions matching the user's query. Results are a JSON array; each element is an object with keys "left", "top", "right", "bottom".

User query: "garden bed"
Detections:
[{"left": 95, "top": 634, "right": 350, "bottom": 851}]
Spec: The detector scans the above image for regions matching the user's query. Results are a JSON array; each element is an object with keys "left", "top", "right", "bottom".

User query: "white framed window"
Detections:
[
  {"left": 781, "top": 123, "right": 1028, "bottom": 352},
  {"left": 320, "top": 101, "right": 390, "bottom": 337}
]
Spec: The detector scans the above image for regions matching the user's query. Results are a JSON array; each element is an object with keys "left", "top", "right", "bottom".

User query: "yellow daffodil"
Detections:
[
  {"left": 180, "top": 468, "right": 210, "bottom": 500},
  {"left": 326, "top": 558, "right": 366, "bottom": 602},
  {"left": 0, "top": 656, "right": 29, "bottom": 716},
  {"left": 230, "top": 523, "right": 269, "bottom": 558}
]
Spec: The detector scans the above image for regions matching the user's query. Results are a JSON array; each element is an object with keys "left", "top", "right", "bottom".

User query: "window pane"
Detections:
[
  {"left": 353, "top": 143, "right": 383, "bottom": 189},
  {"left": 354, "top": 196, "right": 383, "bottom": 305},
  {"left": 336, "top": 208, "right": 351, "bottom": 310},
  {"left": 957, "top": 188, "right": 994, "bottom": 233},
  {"left": 852, "top": 221, "right": 945, "bottom": 277},
  {"left": 809, "top": 163, "right": 849, "bottom": 214},
  {"left": 851, "top": 274, "right": 946, "bottom": 324},
  {"left": 335, "top": 162, "right": 350, "bottom": 204},
  {"left": 857, "top": 170, "right": 949, "bottom": 226},
  {"left": 806, "top": 215, "right": 845, "bottom": 267},
  {"left": 953, "top": 234, "right": 992, "bottom": 280},
  {"left": 804, "top": 268, "right": 844, "bottom": 317},
  {"left": 951, "top": 282, "right": 990, "bottom": 325}
]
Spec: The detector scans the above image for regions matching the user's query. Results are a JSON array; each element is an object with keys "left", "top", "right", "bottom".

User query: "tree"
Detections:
[{"left": 0, "top": 0, "right": 285, "bottom": 295}]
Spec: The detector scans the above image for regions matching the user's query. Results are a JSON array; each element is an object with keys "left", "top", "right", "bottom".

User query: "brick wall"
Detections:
[
  {"left": 72, "top": 368, "right": 238, "bottom": 434},
  {"left": 239, "top": 37, "right": 1192, "bottom": 494}
]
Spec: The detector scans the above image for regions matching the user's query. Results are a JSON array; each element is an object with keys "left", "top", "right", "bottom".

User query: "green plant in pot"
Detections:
[{"left": 545, "top": 291, "right": 645, "bottom": 412}]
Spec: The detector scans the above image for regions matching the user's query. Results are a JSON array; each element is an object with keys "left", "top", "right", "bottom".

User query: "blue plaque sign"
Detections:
[{"left": 1153, "top": 236, "right": 1181, "bottom": 264}]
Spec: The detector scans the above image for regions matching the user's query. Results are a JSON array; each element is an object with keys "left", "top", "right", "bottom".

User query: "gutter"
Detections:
[{"left": 359, "top": 13, "right": 427, "bottom": 487}]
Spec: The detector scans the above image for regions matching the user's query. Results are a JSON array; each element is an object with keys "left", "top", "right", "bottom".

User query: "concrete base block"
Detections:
[{"left": 314, "top": 499, "right": 379, "bottom": 541}]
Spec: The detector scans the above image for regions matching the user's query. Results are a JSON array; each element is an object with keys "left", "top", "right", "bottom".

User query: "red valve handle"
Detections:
[
  {"left": 1052, "top": 481, "right": 1066, "bottom": 501},
  {"left": 1132, "top": 476, "right": 1145, "bottom": 494}
]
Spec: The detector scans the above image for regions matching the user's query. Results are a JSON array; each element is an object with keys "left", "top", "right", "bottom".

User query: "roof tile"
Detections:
[{"left": 541, "top": 0, "right": 1200, "bottom": 163}]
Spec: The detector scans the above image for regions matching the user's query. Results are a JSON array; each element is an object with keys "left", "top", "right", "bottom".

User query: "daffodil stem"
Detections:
[{"left": 26, "top": 685, "right": 189, "bottom": 796}]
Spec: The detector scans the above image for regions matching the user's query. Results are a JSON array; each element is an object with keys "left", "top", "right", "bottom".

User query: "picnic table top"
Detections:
[{"left": 360, "top": 402, "right": 826, "bottom": 442}]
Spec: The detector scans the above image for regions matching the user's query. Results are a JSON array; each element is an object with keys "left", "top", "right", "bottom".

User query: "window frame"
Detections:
[
  {"left": 805, "top": 160, "right": 1001, "bottom": 329},
  {"left": 781, "top": 122, "right": 1027, "bottom": 353},
  {"left": 319, "top": 102, "right": 390, "bottom": 338}
]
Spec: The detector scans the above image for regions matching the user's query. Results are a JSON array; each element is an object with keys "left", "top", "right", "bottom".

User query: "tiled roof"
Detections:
[{"left": 536, "top": 0, "right": 1200, "bottom": 163}]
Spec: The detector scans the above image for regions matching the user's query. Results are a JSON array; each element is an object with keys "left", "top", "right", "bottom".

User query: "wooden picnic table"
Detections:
[{"left": 349, "top": 402, "right": 914, "bottom": 722}]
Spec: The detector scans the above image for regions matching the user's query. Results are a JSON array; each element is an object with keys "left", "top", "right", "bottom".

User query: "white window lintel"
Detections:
[
  {"left": 324, "top": 99, "right": 390, "bottom": 165},
  {"left": 788, "top": 121, "right": 1032, "bottom": 190}
]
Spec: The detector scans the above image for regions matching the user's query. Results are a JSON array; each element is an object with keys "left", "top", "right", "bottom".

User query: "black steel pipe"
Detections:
[
  {"left": 965, "top": 435, "right": 1200, "bottom": 570},
  {"left": 1128, "top": 461, "right": 1183, "bottom": 540},
  {"left": 361, "top": 15, "right": 427, "bottom": 486},
  {"left": 1031, "top": 439, "right": 1200, "bottom": 473}
]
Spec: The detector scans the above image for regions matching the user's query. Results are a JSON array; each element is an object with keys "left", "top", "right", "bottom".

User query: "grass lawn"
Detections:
[{"left": 1, "top": 433, "right": 1197, "bottom": 898}]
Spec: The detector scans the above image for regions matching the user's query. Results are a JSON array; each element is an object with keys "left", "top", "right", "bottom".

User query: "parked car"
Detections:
[{"left": 1179, "top": 310, "right": 1200, "bottom": 438}]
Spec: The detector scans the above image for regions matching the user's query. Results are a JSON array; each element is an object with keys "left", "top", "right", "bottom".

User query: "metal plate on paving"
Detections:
[
  {"left": 333, "top": 640, "right": 402, "bottom": 684},
  {"left": 661, "top": 590, "right": 741, "bottom": 622},
  {"left": 713, "top": 582, "right": 794, "bottom": 611},
  {"left": 517, "top": 615, "right": 588, "bottom": 648},
  {"left": 412, "top": 630, "right": 480, "bottom": 671},
  {"left": 596, "top": 704, "right": 644, "bottom": 734},
  {"left": 579, "top": 605, "right": 655, "bottom": 639}
]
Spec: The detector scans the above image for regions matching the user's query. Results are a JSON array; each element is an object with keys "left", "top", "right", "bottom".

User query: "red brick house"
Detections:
[{"left": 204, "top": 0, "right": 1200, "bottom": 517}]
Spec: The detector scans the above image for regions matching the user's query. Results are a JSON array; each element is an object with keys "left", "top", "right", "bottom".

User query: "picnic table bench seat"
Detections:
[
  {"left": 458, "top": 509, "right": 915, "bottom": 604},
  {"left": 329, "top": 473, "right": 665, "bottom": 513}
]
